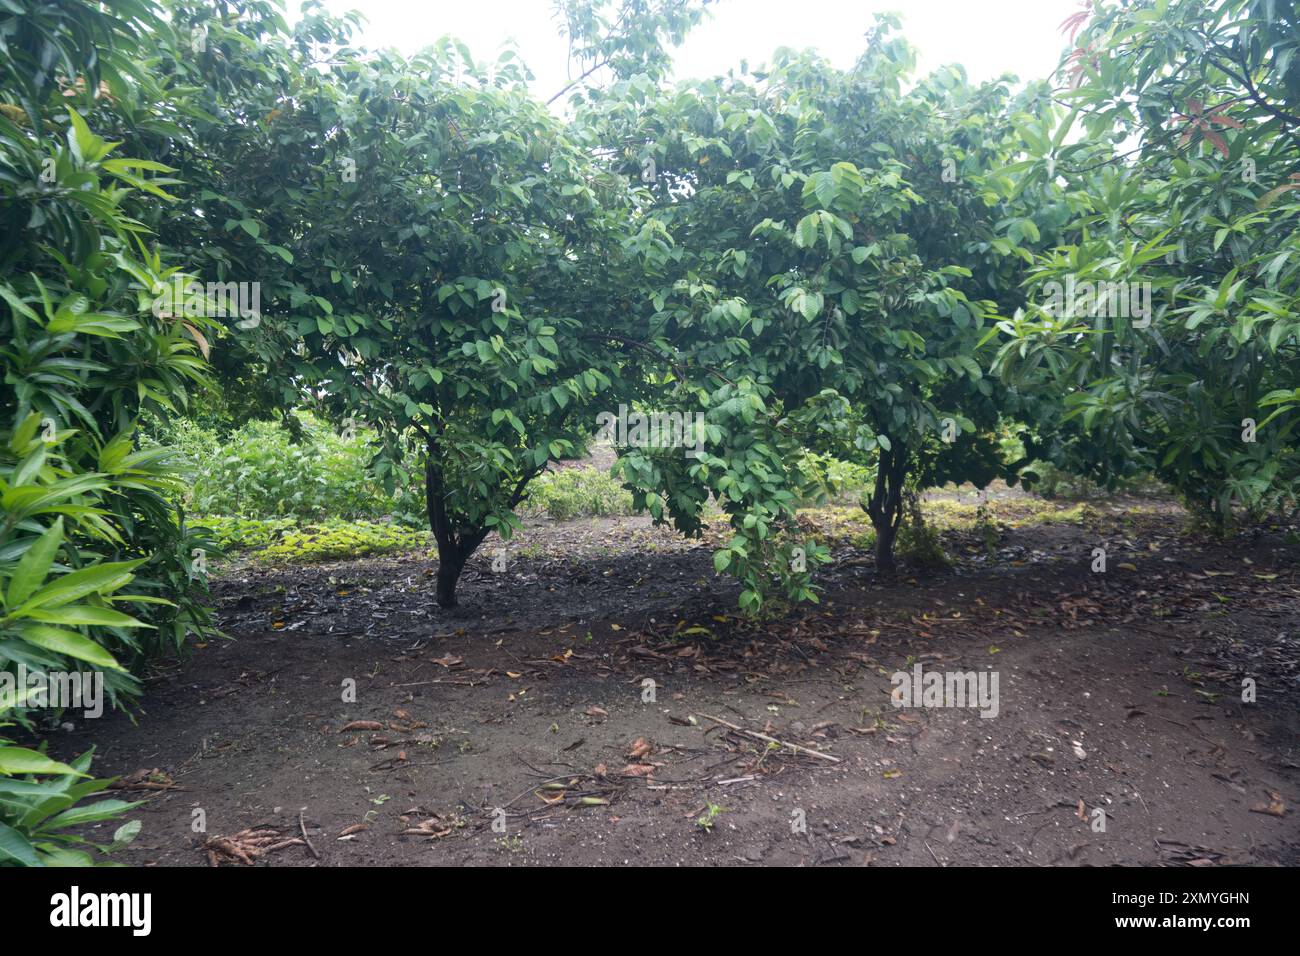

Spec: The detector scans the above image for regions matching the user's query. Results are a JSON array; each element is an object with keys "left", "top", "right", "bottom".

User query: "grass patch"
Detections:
[
  {"left": 922, "top": 495, "right": 1097, "bottom": 530},
  {"left": 200, "top": 515, "right": 429, "bottom": 563}
]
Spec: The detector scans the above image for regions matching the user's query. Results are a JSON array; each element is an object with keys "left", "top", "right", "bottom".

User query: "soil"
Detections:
[{"left": 49, "top": 489, "right": 1300, "bottom": 866}]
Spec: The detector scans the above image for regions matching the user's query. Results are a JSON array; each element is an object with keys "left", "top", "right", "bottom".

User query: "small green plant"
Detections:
[
  {"left": 494, "top": 834, "right": 524, "bottom": 853},
  {"left": 895, "top": 494, "right": 951, "bottom": 571},
  {"left": 973, "top": 503, "right": 1001, "bottom": 555},
  {"left": 695, "top": 802, "right": 728, "bottom": 831},
  {"left": 753, "top": 740, "right": 780, "bottom": 771}
]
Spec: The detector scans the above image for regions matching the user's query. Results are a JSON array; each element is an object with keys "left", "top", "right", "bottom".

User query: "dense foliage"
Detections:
[{"left": 579, "top": 24, "right": 1046, "bottom": 606}]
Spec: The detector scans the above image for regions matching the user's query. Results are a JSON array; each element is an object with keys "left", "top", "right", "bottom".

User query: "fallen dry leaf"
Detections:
[
  {"left": 1250, "top": 792, "right": 1286, "bottom": 817},
  {"left": 338, "top": 720, "right": 384, "bottom": 733}
]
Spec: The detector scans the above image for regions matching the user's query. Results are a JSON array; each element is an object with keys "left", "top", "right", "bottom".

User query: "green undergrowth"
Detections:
[
  {"left": 520, "top": 466, "right": 637, "bottom": 520},
  {"left": 200, "top": 515, "right": 430, "bottom": 563}
]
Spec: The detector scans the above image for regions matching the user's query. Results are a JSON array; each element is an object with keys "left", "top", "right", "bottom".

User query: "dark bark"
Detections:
[
  {"left": 874, "top": 513, "right": 901, "bottom": 571},
  {"left": 864, "top": 439, "right": 908, "bottom": 574},
  {"left": 435, "top": 548, "right": 465, "bottom": 609}
]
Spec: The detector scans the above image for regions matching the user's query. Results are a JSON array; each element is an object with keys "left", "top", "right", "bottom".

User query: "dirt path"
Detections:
[{"left": 51, "top": 494, "right": 1300, "bottom": 866}]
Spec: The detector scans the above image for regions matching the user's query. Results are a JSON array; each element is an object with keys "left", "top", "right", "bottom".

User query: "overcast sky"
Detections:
[{"left": 311, "top": 0, "right": 1083, "bottom": 100}]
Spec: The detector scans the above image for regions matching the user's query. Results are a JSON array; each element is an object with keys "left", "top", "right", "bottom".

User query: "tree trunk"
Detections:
[
  {"left": 874, "top": 516, "right": 900, "bottom": 572},
  {"left": 423, "top": 438, "right": 504, "bottom": 610},
  {"left": 423, "top": 433, "right": 539, "bottom": 611},
  {"left": 434, "top": 544, "right": 464, "bottom": 609},
  {"left": 425, "top": 443, "right": 466, "bottom": 609},
  {"left": 864, "top": 439, "right": 907, "bottom": 574}
]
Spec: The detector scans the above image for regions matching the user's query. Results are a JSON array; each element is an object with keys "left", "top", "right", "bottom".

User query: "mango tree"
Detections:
[
  {"left": 1, "top": 0, "right": 219, "bottom": 695},
  {"left": 992, "top": 0, "right": 1300, "bottom": 529}
]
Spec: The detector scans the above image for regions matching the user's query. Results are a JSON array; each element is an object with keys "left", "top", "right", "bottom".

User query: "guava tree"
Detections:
[
  {"left": 584, "top": 21, "right": 1036, "bottom": 596},
  {"left": 140, "top": 7, "right": 657, "bottom": 608}
]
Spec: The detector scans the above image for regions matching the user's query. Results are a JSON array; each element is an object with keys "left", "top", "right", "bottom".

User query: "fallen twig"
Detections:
[
  {"left": 298, "top": 810, "right": 320, "bottom": 860},
  {"left": 696, "top": 713, "right": 841, "bottom": 763}
]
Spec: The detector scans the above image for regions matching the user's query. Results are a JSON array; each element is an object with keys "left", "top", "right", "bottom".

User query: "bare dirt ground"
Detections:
[{"left": 50, "top": 489, "right": 1300, "bottom": 866}]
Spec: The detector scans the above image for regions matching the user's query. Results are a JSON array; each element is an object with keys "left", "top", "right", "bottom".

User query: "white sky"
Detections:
[{"left": 311, "top": 0, "right": 1082, "bottom": 100}]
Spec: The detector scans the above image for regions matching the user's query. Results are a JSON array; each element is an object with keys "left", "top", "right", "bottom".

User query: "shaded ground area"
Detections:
[{"left": 51, "top": 489, "right": 1300, "bottom": 866}]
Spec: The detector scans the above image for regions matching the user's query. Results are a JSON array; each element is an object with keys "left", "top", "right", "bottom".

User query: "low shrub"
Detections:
[
  {"left": 0, "top": 742, "right": 141, "bottom": 867},
  {"left": 522, "top": 467, "right": 636, "bottom": 520},
  {"left": 155, "top": 413, "right": 425, "bottom": 526}
]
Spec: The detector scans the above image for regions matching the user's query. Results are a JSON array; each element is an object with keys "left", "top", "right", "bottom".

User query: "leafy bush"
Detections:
[
  {"left": 522, "top": 467, "right": 636, "bottom": 520},
  {"left": 171, "top": 414, "right": 424, "bottom": 526},
  {"left": 793, "top": 452, "right": 873, "bottom": 504},
  {"left": 1, "top": 418, "right": 219, "bottom": 720},
  {"left": 2, "top": 0, "right": 219, "bottom": 696},
  {"left": 197, "top": 516, "right": 299, "bottom": 553}
]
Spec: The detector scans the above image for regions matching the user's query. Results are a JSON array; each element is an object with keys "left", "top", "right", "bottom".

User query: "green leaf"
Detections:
[
  {"left": 110, "top": 819, "right": 142, "bottom": 848},
  {"left": 7, "top": 519, "right": 63, "bottom": 608},
  {"left": 45, "top": 799, "right": 140, "bottom": 829},
  {"left": 17, "top": 560, "right": 142, "bottom": 612},
  {"left": 0, "top": 747, "right": 84, "bottom": 777},
  {"left": 17, "top": 625, "right": 125, "bottom": 671},
  {"left": 0, "top": 821, "right": 40, "bottom": 867},
  {"left": 25, "top": 606, "right": 147, "bottom": 628},
  {"left": 795, "top": 214, "right": 818, "bottom": 249}
]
